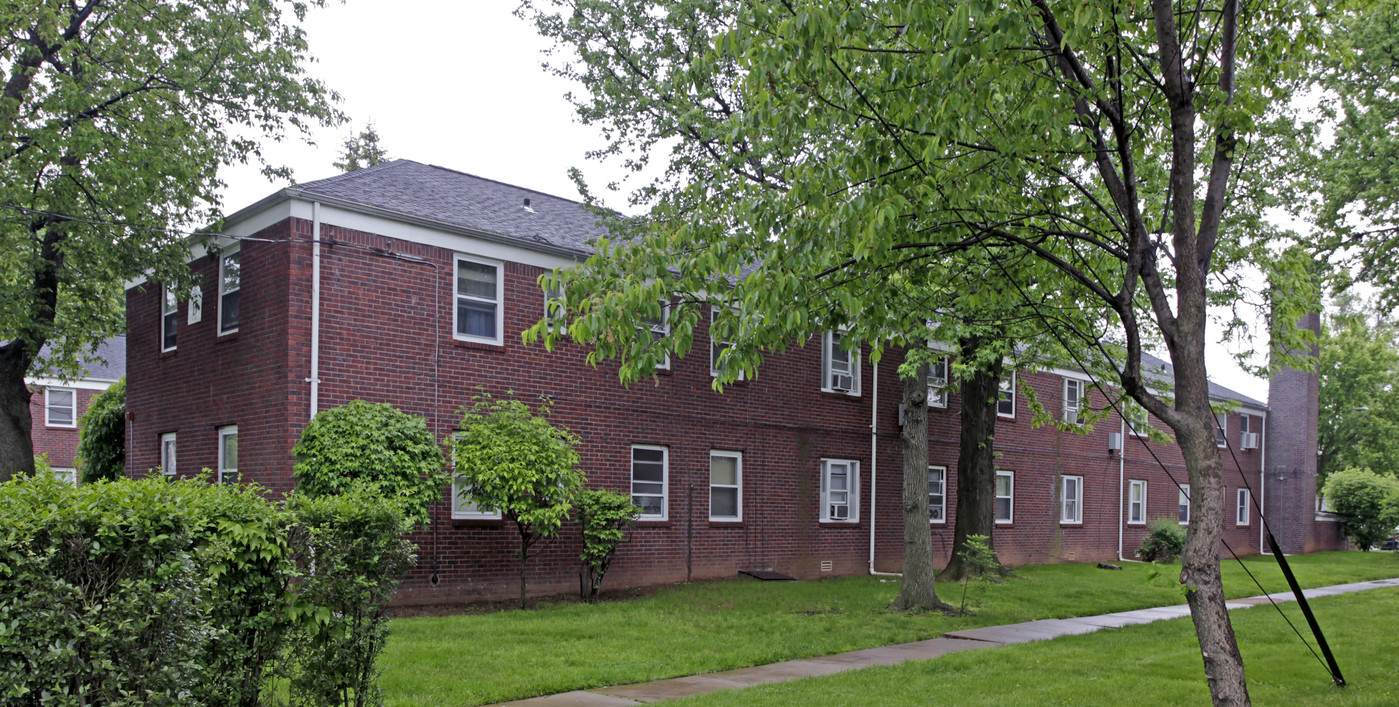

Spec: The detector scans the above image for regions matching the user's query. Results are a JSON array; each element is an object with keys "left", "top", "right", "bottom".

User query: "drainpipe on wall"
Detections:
[
  {"left": 1259, "top": 409, "right": 1268, "bottom": 554},
  {"left": 308, "top": 201, "right": 322, "bottom": 419}
]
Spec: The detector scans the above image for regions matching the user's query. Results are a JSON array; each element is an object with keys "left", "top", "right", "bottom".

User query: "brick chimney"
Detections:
[{"left": 1263, "top": 311, "right": 1321, "bottom": 554}]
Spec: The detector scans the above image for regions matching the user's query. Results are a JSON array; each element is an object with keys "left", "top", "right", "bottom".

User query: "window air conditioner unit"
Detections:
[
  {"left": 1108, "top": 432, "right": 1123, "bottom": 452},
  {"left": 1241, "top": 432, "right": 1259, "bottom": 450},
  {"left": 829, "top": 504, "right": 848, "bottom": 520},
  {"left": 832, "top": 373, "right": 854, "bottom": 393}
]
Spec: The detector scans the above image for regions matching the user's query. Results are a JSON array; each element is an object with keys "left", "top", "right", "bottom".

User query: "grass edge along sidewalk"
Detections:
[
  {"left": 662, "top": 583, "right": 1399, "bottom": 707},
  {"left": 379, "top": 552, "right": 1399, "bottom": 706}
]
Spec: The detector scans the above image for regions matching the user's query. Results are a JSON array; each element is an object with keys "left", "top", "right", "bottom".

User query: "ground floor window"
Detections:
[
  {"left": 1236, "top": 488, "right": 1251, "bottom": 526},
  {"left": 160, "top": 432, "right": 177, "bottom": 477},
  {"left": 709, "top": 450, "right": 742, "bottom": 521},
  {"left": 1060, "top": 475, "right": 1083, "bottom": 524},
  {"left": 821, "top": 459, "right": 859, "bottom": 522},
  {"left": 995, "top": 470, "right": 1014, "bottom": 524},
  {"left": 632, "top": 445, "right": 668, "bottom": 520},
  {"left": 928, "top": 466, "right": 946, "bottom": 523},
  {"left": 1128, "top": 480, "right": 1146, "bottom": 525},
  {"left": 1178, "top": 484, "right": 1191, "bottom": 524},
  {"left": 217, "top": 426, "right": 238, "bottom": 484}
]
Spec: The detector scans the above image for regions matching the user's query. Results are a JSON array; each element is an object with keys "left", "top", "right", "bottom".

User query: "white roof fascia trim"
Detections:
[{"left": 26, "top": 377, "right": 115, "bottom": 391}]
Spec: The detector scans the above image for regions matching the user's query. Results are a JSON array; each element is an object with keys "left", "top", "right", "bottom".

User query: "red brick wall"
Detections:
[
  {"left": 28, "top": 385, "right": 103, "bottom": 470},
  {"left": 125, "top": 216, "right": 1280, "bottom": 604},
  {"left": 126, "top": 222, "right": 301, "bottom": 489}
]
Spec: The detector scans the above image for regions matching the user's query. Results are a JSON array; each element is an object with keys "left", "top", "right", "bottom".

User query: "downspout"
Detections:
[
  {"left": 1259, "top": 409, "right": 1267, "bottom": 554},
  {"left": 869, "top": 357, "right": 900, "bottom": 576},
  {"left": 309, "top": 202, "right": 322, "bottom": 419}
]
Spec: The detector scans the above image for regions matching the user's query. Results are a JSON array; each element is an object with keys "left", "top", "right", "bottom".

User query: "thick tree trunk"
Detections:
[
  {"left": 0, "top": 345, "right": 37, "bottom": 481},
  {"left": 941, "top": 338, "right": 1005, "bottom": 582},
  {"left": 1164, "top": 343, "right": 1250, "bottom": 705},
  {"left": 890, "top": 361, "right": 953, "bottom": 613}
]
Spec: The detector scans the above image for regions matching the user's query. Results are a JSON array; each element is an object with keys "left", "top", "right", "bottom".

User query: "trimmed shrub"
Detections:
[
  {"left": 282, "top": 485, "right": 415, "bottom": 707},
  {"left": 1323, "top": 467, "right": 1399, "bottom": 550},
  {"left": 292, "top": 399, "right": 447, "bottom": 527},
  {"left": 77, "top": 377, "right": 125, "bottom": 483},
  {"left": 577, "top": 488, "right": 640, "bottom": 602},
  {"left": 0, "top": 472, "right": 292, "bottom": 707},
  {"left": 1138, "top": 517, "right": 1187, "bottom": 562}
]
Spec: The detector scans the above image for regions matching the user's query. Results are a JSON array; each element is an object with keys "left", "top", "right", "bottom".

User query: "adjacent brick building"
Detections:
[
  {"left": 124, "top": 161, "right": 1341, "bottom": 604},
  {"left": 27, "top": 335, "right": 125, "bottom": 481}
]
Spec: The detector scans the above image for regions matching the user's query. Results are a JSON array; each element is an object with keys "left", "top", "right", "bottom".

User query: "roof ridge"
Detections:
[{"left": 417, "top": 163, "right": 589, "bottom": 206}]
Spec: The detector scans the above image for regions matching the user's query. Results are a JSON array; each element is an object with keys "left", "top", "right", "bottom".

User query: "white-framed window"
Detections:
[
  {"left": 1178, "top": 484, "right": 1191, "bottom": 524},
  {"left": 1062, "top": 378, "right": 1084, "bottom": 423},
  {"left": 450, "top": 432, "right": 502, "bottom": 520},
  {"left": 709, "top": 307, "right": 744, "bottom": 380},
  {"left": 218, "top": 247, "right": 241, "bottom": 335},
  {"left": 1124, "top": 399, "right": 1150, "bottom": 437},
  {"left": 928, "top": 465, "right": 946, "bottom": 523},
  {"left": 639, "top": 303, "right": 671, "bottom": 370},
  {"left": 160, "top": 432, "right": 177, "bottom": 477},
  {"left": 187, "top": 283, "right": 203, "bottom": 324},
  {"left": 1061, "top": 475, "right": 1083, "bottom": 524},
  {"left": 45, "top": 387, "right": 76, "bottom": 428},
  {"left": 997, "top": 373, "right": 1015, "bottom": 418},
  {"left": 927, "top": 357, "right": 949, "bottom": 408},
  {"left": 995, "top": 470, "right": 1015, "bottom": 524},
  {"left": 820, "top": 458, "right": 860, "bottom": 522},
  {"left": 631, "top": 445, "right": 668, "bottom": 520},
  {"left": 709, "top": 450, "right": 742, "bottom": 521},
  {"left": 543, "top": 281, "right": 566, "bottom": 334},
  {"left": 1237, "top": 488, "right": 1251, "bottom": 526},
  {"left": 822, "top": 331, "right": 861, "bottom": 395},
  {"left": 1239, "top": 414, "right": 1260, "bottom": 449},
  {"left": 1128, "top": 480, "right": 1147, "bottom": 525},
  {"left": 1214, "top": 410, "right": 1228, "bottom": 447},
  {"left": 162, "top": 286, "right": 178, "bottom": 352},
  {"left": 217, "top": 425, "right": 238, "bottom": 484},
  {"left": 454, "top": 255, "right": 504, "bottom": 345},
  {"left": 51, "top": 467, "right": 77, "bottom": 485}
]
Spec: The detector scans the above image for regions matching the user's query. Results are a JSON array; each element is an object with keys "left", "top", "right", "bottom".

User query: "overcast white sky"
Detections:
[{"left": 217, "top": 0, "right": 1272, "bottom": 403}]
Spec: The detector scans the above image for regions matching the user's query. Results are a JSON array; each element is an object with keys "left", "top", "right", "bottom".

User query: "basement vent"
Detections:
[{"left": 820, "top": 560, "right": 833, "bottom": 573}]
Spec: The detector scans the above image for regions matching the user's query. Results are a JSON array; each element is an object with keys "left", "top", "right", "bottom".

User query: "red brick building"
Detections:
[
  {"left": 124, "top": 161, "right": 1341, "bottom": 603},
  {"left": 27, "top": 335, "right": 125, "bottom": 482}
]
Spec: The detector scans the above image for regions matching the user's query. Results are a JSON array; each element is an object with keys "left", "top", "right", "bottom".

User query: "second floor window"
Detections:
[
  {"left": 822, "top": 331, "right": 860, "bottom": 395},
  {"left": 455, "top": 256, "right": 502, "bottom": 344},
  {"left": 927, "top": 357, "right": 949, "bottom": 408},
  {"left": 928, "top": 466, "right": 946, "bottom": 523},
  {"left": 219, "top": 249, "right": 240, "bottom": 335},
  {"left": 1062, "top": 378, "right": 1084, "bottom": 423},
  {"left": 162, "top": 287, "right": 178, "bottom": 351},
  {"left": 997, "top": 374, "right": 1015, "bottom": 418},
  {"left": 46, "top": 388, "right": 76, "bottom": 427}
]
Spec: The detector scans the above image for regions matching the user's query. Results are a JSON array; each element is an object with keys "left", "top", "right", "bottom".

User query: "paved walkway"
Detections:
[{"left": 492, "top": 577, "right": 1399, "bottom": 706}]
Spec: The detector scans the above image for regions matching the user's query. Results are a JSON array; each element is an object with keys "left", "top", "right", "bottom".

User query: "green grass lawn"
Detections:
[
  {"left": 379, "top": 551, "right": 1399, "bottom": 706},
  {"left": 673, "top": 587, "right": 1399, "bottom": 706}
]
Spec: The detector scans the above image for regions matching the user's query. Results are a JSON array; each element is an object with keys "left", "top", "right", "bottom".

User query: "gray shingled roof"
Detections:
[
  {"left": 293, "top": 160, "right": 609, "bottom": 256},
  {"left": 1140, "top": 352, "right": 1265, "bottom": 409},
  {"left": 32, "top": 335, "right": 125, "bottom": 382}
]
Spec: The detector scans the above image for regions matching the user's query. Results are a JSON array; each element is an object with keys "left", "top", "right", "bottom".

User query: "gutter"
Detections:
[
  {"left": 1259, "top": 408, "right": 1268, "bottom": 554},
  {"left": 1117, "top": 415, "right": 1134, "bottom": 563},
  {"left": 309, "top": 202, "right": 322, "bottom": 419}
]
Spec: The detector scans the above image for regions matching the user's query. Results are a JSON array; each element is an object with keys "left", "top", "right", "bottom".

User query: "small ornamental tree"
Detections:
[
  {"left": 1322, "top": 468, "right": 1399, "bottom": 550},
  {"left": 77, "top": 377, "right": 125, "bottom": 483},
  {"left": 576, "top": 489, "right": 640, "bottom": 603},
  {"left": 293, "top": 400, "right": 446, "bottom": 527},
  {"left": 452, "top": 392, "right": 584, "bottom": 608}
]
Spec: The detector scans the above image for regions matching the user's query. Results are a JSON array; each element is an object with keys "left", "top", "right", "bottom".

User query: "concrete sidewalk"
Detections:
[{"left": 491, "top": 577, "right": 1399, "bottom": 706}]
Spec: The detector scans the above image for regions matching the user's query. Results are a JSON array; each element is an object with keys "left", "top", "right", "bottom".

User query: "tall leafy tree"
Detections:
[
  {"left": 523, "top": 1, "right": 1322, "bottom": 701},
  {"left": 1308, "top": 0, "right": 1399, "bottom": 309},
  {"left": 76, "top": 376, "right": 123, "bottom": 483},
  {"left": 1318, "top": 298, "right": 1399, "bottom": 483},
  {"left": 0, "top": 0, "right": 341, "bottom": 479}
]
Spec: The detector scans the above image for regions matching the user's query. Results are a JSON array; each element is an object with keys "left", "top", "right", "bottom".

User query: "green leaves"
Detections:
[
  {"left": 292, "top": 399, "right": 447, "bottom": 528},
  {"left": 77, "top": 377, "right": 125, "bottom": 483}
]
